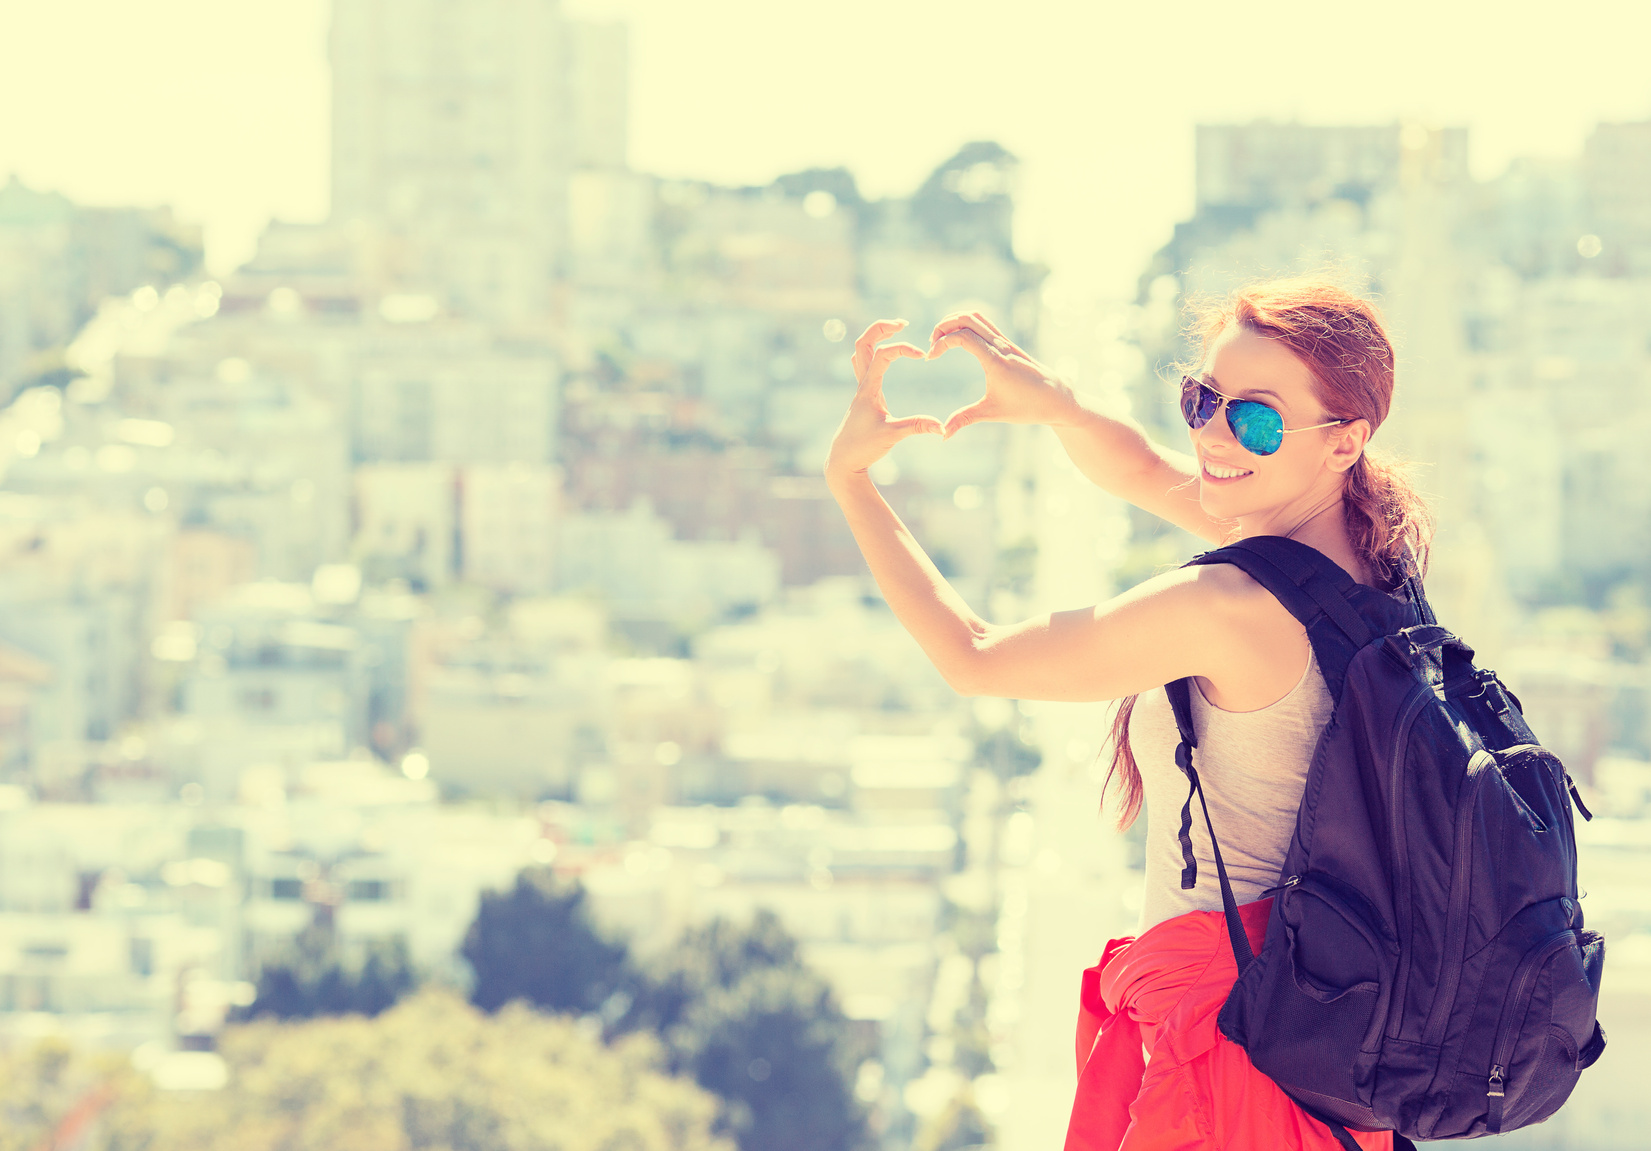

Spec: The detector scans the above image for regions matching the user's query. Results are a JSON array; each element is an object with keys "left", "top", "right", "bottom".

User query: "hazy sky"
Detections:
[{"left": 3, "top": 0, "right": 1649, "bottom": 293}]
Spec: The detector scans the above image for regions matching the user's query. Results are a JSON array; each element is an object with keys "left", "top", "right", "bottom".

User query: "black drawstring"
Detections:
[
  {"left": 1175, "top": 741, "right": 1199, "bottom": 890},
  {"left": 1166, "top": 677, "right": 1255, "bottom": 973}
]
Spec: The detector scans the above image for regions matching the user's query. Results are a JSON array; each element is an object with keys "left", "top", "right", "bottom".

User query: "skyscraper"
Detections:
[
  {"left": 329, "top": 0, "right": 628, "bottom": 321},
  {"left": 1582, "top": 119, "right": 1651, "bottom": 275},
  {"left": 1194, "top": 121, "right": 1468, "bottom": 213}
]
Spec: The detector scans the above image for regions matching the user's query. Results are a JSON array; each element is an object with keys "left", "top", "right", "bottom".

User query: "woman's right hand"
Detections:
[{"left": 927, "top": 311, "right": 1080, "bottom": 438}]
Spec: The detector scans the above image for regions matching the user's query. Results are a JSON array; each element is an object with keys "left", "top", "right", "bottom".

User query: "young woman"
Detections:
[{"left": 823, "top": 279, "right": 1432, "bottom": 1150}]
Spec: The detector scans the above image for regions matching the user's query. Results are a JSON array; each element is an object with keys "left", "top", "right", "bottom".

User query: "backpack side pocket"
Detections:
[
  {"left": 1484, "top": 927, "right": 1605, "bottom": 1133},
  {"left": 1245, "top": 874, "right": 1397, "bottom": 1117}
]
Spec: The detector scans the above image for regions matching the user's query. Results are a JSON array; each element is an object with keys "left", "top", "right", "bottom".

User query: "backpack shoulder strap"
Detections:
[
  {"left": 1163, "top": 535, "right": 1386, "bottom": 975},
  {"left": 1182, "top": 535, "right": 1381, "bottom": 698}
]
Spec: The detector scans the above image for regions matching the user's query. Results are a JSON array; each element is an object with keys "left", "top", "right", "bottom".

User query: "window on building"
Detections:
[{"left": 347, "top": 879, "right": 392, "bottom": 902}]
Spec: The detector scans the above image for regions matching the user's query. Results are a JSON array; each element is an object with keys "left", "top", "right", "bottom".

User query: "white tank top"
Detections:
[{"left": 1129, "top": 647, "right": 1334, "bottom": 934}]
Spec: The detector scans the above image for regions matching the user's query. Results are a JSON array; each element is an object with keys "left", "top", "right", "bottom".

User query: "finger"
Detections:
[
  {"left": 970, "top": 311, "right": 1009, "bottom": 342},
  {"left": 853, "top": 319, "right": 907, "bottom": 375},
  {"left": 877, "top": 342, "right": 926, "bottom": 361},
  {"left": 854, "top": 319, "right": 907, "bottom": 351},
  {"left": 929, "top": 312, "right": 974, "bottom": 343},
  {"left": 943, "top": 397, "right": 993, "bottom": 439},
  {"left": 861, "top": 342, "right": 926, "bottom": 392},
  {"left": 888, "top": 414, "right": 944, "bottom": 438},
  {"left": 928, "top": 318, "right": 1013, "bottom": 362},
  {"left": 969, "top": 314, "right": 1023, "bottom": 359},
  {"left": 928, "top": 313, "right": 988, "bottom": 347},
  {"left": 927, "top": 326, "right": 999, "bottom": 366}
]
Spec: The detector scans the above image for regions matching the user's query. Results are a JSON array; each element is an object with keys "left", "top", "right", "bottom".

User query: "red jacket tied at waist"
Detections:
[{"left": 1064, "top": 897, "right": 1392, "bottom": 1151}]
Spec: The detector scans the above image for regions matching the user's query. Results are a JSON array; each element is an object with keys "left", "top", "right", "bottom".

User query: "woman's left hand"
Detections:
[{"left": 823, "top": 320, "right": 943, "bottom": 480}]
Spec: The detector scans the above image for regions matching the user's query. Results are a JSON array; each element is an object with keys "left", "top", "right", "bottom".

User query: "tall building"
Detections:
[
  {"left": 1194, "top": 121, "right": 1468, "bottom": 213},
  {"left": 1145, "top": 122, "right": 1471, "bottom": 288},
  {"left": 349, "top": 323, "right": 560, "bottom": 465},
  {"left": 328, "top": 0, "right": 628, "bottom": 321},
  {"left": 1582, "top": 119, "right": 1651, "bottom": 275},
  {"left": 458, "top": 463, "right": 560, "bottom": 593}
]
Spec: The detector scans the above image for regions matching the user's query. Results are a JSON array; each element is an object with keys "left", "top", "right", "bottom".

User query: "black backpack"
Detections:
[{"left": 1164, "top": 536, "right": 1605, "bottom": 1147}]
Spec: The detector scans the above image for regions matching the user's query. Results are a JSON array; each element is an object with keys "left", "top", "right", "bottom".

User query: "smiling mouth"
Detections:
[{"left": 1202, "top": 459, "right": 1253, "bottom": 480}]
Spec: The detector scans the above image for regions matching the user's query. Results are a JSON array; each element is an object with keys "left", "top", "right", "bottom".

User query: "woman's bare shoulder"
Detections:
[
  {"left": 1185, "top": 561, "right": 1297, "bottom": 621},
  {"left": 1128, "top": 561, "right": 1305, "bottom": 662},
  {"left": 1117, "top": 561, "right": 1294, "bottom": 626},
  {"left": 1185, "top": 562, "right": 1314, "bottom": 709}
]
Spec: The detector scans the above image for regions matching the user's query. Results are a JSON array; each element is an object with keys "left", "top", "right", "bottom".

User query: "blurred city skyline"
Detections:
[
  {"left": 2, "top": 4, "right": 1651, "bottom": 1147},
  {"left": 4, "top": 0, "right": 1651, "bottom": 291}
]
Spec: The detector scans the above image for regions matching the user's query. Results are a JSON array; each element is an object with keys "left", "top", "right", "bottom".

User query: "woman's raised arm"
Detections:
[
  {"left": 824, "top": 321, "right": 1306, "bottom": 708},
  {"left": 928, "top": 311, "right": 1229, "bottom": 544},
  {"left": 948, "top": 562, "right": 1300, "bottom": 704}
]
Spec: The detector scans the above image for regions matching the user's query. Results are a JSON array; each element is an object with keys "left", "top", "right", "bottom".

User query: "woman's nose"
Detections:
[{"left": 1193, "top": 401, "right": 1238, "bottom": 450}]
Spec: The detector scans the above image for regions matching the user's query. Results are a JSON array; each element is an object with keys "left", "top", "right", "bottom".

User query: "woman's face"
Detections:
[{"left": 1189, "top": 325, "right": 1360, "bottom": 524}]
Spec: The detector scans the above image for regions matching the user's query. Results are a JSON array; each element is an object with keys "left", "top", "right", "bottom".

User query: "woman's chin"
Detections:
[{"left": 1199, "top": 488, "right": 1254, "bottom": 519}]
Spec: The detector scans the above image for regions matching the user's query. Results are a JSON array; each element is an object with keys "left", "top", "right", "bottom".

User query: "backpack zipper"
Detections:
[
  {"left": 1259, "top": 874, "right": 1301, "bottom": 899},
  {"left": 1484, "top": 930, "right": 1580, "bottom": 1115},
  {"left": 1422, "top": 749, "right": 1497, "bottom": 1046},
  {"left": 1386, "top": 683, "right": 1433, "bottom": 1040}
]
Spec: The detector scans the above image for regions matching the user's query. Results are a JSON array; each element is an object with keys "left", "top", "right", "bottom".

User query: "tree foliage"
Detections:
[
  {"left": 102, "top": 987, "right": 731, "bottom": 1151},
  {"left": 0, "top": 1037, "right": 136, "bottom": 1151},
  {"left": 619, "top": 911, "right": 871, "bottom": 1151},
  {"left": 462, "top": 866, "right": 628, "bottom": 1014},
  {"left": 619, "top": 908, "right": 801, "bottom": 1036},
  {"left": 239, "top": 925, "right": 416, "bottom": 1021},
  {"left": 9, "top": 883, "right": 871, "bottom": 1151}
]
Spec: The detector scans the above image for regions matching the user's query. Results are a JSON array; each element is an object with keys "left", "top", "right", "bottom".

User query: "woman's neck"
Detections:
[{"left": 1237, "top": 491, "right": 1376, "bottom": 588}]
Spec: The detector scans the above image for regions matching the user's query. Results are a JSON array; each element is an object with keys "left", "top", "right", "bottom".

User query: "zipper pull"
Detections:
[
  {"left": 1487, "top": 1066, "right": 1505, "bottom": 1098},
  {"left": 1259, "top": 875, "right": 1300, "bottom": 898},
  {"left": 1565, "top": 773, "right": 1594, "bottom": 821}
]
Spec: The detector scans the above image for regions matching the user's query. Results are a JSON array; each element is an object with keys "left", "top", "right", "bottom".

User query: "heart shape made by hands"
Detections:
[{"left": 878, "top": 344, "right": 993, "bottom": 442}]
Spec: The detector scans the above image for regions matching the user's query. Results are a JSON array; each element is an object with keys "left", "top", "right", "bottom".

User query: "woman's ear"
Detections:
[{"left": 1327, "top": 419, "right": 1371, "bottom": 475}]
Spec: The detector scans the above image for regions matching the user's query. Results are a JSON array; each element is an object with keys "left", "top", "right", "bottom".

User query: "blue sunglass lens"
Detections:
[{"left": 1227, "top": 400, "right": 1284, "bottom": 455}]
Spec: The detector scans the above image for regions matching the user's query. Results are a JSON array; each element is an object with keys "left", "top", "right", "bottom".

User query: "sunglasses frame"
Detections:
[{"left": 1179, "top": 375, "right": 1353, "bottom": 457}]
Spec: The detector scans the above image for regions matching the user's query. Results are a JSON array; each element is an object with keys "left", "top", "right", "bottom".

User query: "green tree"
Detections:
[
  {"left": 620, "top": 911, "right": 871, "bottom": 1151},
  {"left": 102, "top": 987, "right": 731, "bottom": 1151},
  {"left": 239, "top": 926, "right": 416, "bottom": 1021},
  {"left": 462, "top": 867, "right": 628, "bottom": 1014},
  {"left": 619, "top": 909, "right": 802, "bottom": 1036}
]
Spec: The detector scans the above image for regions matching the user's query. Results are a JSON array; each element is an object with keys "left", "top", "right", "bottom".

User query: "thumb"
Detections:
[
  {"left": 888, "top": 414, "right": 944, "bottom": 439},
  {"left": 943, "top": 397, "right": 993, "bottom": 439}
]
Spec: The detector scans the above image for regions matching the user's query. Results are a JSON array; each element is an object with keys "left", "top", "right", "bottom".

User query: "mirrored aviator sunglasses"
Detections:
[{"left": 1178, "top": 375, "right": 1351, "bottom": 457}]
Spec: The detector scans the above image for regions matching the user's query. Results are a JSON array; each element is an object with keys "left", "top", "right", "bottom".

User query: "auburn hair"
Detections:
[{"left": 1102, "top": 277, "right": 1435, "bottom": 829}]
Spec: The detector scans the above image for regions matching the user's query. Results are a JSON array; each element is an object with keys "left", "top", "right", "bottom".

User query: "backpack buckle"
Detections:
[{"left": 1464, "top": 669, "right": 1498, "bottom": 699}]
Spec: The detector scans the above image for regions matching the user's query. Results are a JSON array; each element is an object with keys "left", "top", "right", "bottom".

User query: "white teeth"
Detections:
[{"left": 1203, "top": 461, "right": 1252, "bottom": 479}]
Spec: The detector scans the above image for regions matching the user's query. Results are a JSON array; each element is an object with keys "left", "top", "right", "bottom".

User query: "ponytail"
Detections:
[{"left": 1344, "top": 447, "right": 1433, "bottom": 586}]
